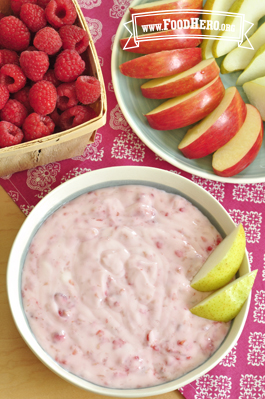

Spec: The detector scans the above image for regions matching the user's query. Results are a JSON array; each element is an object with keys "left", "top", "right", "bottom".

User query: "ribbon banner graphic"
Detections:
[{"left": 123, "top": 10, "right": 254, "bottom": 51}]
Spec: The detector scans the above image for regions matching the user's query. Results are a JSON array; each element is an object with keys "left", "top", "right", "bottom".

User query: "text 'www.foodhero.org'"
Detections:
[{"left": 141, "top": 18, "right": 236, "bottom": 33}]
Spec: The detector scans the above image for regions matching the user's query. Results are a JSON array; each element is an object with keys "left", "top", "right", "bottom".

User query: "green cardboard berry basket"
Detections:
[{"left": 0, "top": 0, "right": 107, "bottom": 177}]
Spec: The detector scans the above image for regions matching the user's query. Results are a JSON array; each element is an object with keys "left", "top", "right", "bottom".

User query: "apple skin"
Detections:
[
  {"left": 179, "top": 88, "right": 247, "bottom": 158},
  {"left": 120, "top": 28, "right": 202, "bottom": 54},
  {"left": 141, "top": 59, "right": 220, "bottom": 99},
  {"left": 130, "top": 0, "right": 203, "bottom": 26},
  {"left": 145, "top": 76, "right": 225, "bottom": 130},
  {"left": 213, "top": 129, "right": 263, "bottom": 177},
  {"left": 119, "top": 48, "right": 202, "bottom": 79},
  {"left": 212, "top": 125, "right": 264, "bottom": 177}
]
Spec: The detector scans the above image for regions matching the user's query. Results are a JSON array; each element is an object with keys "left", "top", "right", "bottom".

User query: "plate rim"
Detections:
[{"left": 111, "top": 2, "right": 265, "bottom": 184}]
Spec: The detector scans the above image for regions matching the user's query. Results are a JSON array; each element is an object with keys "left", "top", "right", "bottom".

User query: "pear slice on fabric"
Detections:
[
  {"left": 200, "top": 0, "right": 236, "bottom": 60},
  {"left": 191, "top": 224, "right": 245, "bottom": 292},
  {"left": 190, "top": 270, "right": 257, "bottom": 322},
  {"left": 221, "top": 22, "right": 265, "bottom": 74},
  {"left": 243, "top": 77, "right": 265, "bottom": 121},
  {"left": 212, "top": 0, "right": 265, "bottom": 58},
  {"left": 236, "top": 43, "right": 265, "bottom": 85}
]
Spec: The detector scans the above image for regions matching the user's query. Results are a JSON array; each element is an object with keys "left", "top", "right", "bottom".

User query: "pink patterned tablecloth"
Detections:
[{"left": 1, "top": 1, "right": 265, "bottom": 398}]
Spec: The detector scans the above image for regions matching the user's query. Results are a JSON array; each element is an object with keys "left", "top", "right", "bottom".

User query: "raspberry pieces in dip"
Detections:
[{"left": 22, "top": 185, "right": 230, "bottom": 388}]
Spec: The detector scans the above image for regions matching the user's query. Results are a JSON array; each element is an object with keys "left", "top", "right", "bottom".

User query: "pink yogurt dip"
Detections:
[{"left": 22, "top": 185, "right": 230, "bottom": 388}]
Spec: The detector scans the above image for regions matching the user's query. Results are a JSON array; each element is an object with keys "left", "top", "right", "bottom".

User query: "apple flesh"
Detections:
[
  {"left": 145, "top": 76, "right": 225, "bottom": 130},
  {"left": 141, "top": 58, "right": 219, "bottom": 99},
  {"left": 178, "top": 87, "right": 247, "bottom": 158},
  {"left": 130, "top": 0, "right": 203, "bottom": 26},
  {"left": 119, "top": 48, "right": 202, "bottom": 79},
  {"left": 120, "top": 28, "right": 202, "bottom": 54},
  {"left": 212, "top": 104, "right": 264, "bottom": 177}
]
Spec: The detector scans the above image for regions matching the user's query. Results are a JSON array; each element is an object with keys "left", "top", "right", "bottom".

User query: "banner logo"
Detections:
[{"left": 123, "top": 10, "right": 254, "bottom": 51}]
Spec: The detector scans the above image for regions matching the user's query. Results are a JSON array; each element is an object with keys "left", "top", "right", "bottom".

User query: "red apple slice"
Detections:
[
  {"left": 178, "top": 87, "right": 247, "bottom": 158},
  {"left": 119, "top": 48, "right": 202, "bottom": 79},
  {"left": 130, "top": 0, "right": 203, "bottom": 26},
  {"left": 212, "top": 104, "right": 264, "bottom": 177},
  {"left": 120, "top": 28, "right": 202, "bottom": 54},
  {"left": 145, "top": 76, "right": 225, "bottom": 130},
  {"left": 141, "top": 58, "right": 219, "bottom": 99}
]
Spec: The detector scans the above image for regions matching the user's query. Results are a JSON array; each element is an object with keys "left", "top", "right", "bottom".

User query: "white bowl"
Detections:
[{"left": 7, "top": 166, "right": 250, "bottom": 398}]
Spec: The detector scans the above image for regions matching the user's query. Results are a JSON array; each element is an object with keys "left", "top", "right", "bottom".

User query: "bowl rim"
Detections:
[{"left": 6, "top": 166, "right": 251, "bottom": 397}]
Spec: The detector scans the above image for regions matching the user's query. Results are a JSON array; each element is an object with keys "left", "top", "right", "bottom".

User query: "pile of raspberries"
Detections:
[{"left": 0, "top": 0, "right": 101, "bottom": 148}]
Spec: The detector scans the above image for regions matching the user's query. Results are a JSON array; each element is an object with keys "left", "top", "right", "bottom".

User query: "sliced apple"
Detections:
[
  {"left": 129, "top": 0, "right": 203, "bottom": 26},
  {"left": 178, "top": 87, "right": 247, "bottom": 158},
  {"left": 243, "top": 77, "right": 265, "bottom": 121},
  {"left": 191, "top": 224, "right": 246, "bottom": 292},
  {"left": 212, "top": 0, "right": 265, "bottom": 58},
  {"left": 221, "top": 22, "right": 265, "bottom": 74},
  {"left": 119, "top": 48, "right": 202, "bottom": 79},
  {"left": 212, "top": 104, "right": 264, "bottom": 177},
  {"left": 236, "top": 43, "right": 265, "bottom": 86},
  {"left": 141, "top": 58, "right": 219, "bottom": 99},
  {"left": 200, "top": 0, "right": 236, "bottom": 60},
  {"left": 190, "top": 270, "right": 257, "bottom": 322},
  {"left": 120, "top": 28, "right": 202, "bottom": 54},
  {"left": 145, "top": 76, "right": 225, "bottom": 130}
]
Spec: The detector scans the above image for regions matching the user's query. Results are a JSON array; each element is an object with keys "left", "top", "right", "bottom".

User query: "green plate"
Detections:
[{"left": 111, "top": 0, "right": 265, "bottom": 183}]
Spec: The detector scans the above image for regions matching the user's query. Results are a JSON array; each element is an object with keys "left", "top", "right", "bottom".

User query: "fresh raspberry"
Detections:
[
  {"left": 75, "top": 76, "right": 101, "bottom": 105},
  {"left": 0, "top": 16, "right": 30, "bottom": 51},
  {"left": 59, "top": 25, "right": 89, "bottom": 54},
  {"left": 0, "top": 99, "right": 28, "bottom": 127},
  {"left": 45, "top": 0, "right": 77, "bottom": 29},
  {"left": 0, "top": 85, "right": 9, "bottom": 110},
  {"left": 25, "top": 45, "right": 37, "bottom": 51},
  {"left": 60, "top": 105, "right": 96, "bottom": 130},
  {"left": 54, "top": 49, "right": 85, "bottom": 82},
  {"left": 49, "top": 108, "right": 61, "bottom": 126},
  {"left": 0, "top": 64, "right": 26, "bottom": 93},
  {"left": 20, "top": 3, "right": 47, "bottom": 32},
  {"left": 37, "top": 0, "right": 50, "bottom": 8},
  {"left": 57, "top": 82, "right": 78, "bottom": 111},
  {"left": 29, "top": 81, "right": 57, "bottom": 115},
  {"left": 0, "top": 12, "right": 5, "bottom": 20},
  {"left": 43, "top": 69, "right": 61, "bottom": 87},
  {"left": 0, "top": 121, "right": 24, "bottom": 148},
  {"left": 0, "top": 49, "right": 19, "bottom": 68},
  {"left": 13, "top": 86, "right": 33, "bottom": 112},
  {"left": 20, "top": 51, "right": 49, "bottom": 82},
  {"left": 22, "top": 113, "right": 55, "bottom": 141},
  {"left": 10, "top": 0, "right": 37, "bottom": 16},
  {"left": 33, "top": 27, "right": 62, "bottom": 56}
]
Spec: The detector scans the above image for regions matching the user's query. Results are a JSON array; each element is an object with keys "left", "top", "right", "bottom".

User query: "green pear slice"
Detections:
[
  {"left": 221, "top": 22, "right": 265, "bottom": 74},
  {"left": 212, "top": 0, "right": 265, "bottom": 58},
  {"left": 202, "top": 20, "right": 256, "bottom": 60},
  {"left": 243, "top": 77, "right": 265, "bottom": 120},
  {"left": 200, "top": 0, "right": 236, "bottom": 60},
  {"left": 191, "top": 224, "right": 246, "bottom": 292},
  {"left": 236, "top": 43, "right": 265, "bottom": 85},
  {"left": 190, "top": 270, "right": 257, "bottom": 322}
]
